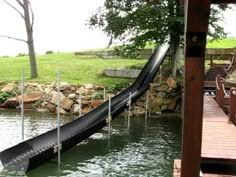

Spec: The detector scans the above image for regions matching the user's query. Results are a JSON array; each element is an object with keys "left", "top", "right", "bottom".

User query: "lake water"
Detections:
[{"left": 0, "top": 110, "right": 181, "bottom": 177}]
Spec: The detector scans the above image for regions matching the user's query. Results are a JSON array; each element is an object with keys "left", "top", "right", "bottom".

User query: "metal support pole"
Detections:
[
  {"left": 108, "top": 96, "right": 111, "bottom": 138},
  {"left": 79, "top": 92, "right": 82, "bottom": 116},
  {"left": 159, "top": 65, "right": 162, "bottom": 84},
  {"left": 127, "top": 92, "right": 132, "bottom": 128},
  {"left": 21, "top": 69, "right": 24, "bottom": 141},
  {"left": 103, "top": 88, "right": 106, "bottom": 102},
  {"left": 145, "top": 91, "right": 149, "bottom": 121},
  {"left": 57, "top": 70, "right": 61, "bottom": 167}
]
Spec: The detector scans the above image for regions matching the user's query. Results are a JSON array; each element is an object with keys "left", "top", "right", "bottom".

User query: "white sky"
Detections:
[{"left": 0, "top": 1, "right": 235, "bottom": 56}]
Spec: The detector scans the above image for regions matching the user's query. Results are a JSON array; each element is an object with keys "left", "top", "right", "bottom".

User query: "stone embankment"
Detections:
[{"left": 0, "top": 77, "right": 181, "bottom": 116}]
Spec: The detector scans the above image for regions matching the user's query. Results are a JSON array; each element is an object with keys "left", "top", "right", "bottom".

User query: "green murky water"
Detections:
[{"left": 0, "top": 110, "right": 181, "bottom": 177}]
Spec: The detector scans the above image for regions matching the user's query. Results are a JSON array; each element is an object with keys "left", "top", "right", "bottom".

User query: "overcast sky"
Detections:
[{"left": 0, "top": 1, "right": 235, "bottom": 56}]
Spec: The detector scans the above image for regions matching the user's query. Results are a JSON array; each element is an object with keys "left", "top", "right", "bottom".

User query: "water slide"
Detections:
[{"left": 0, "top": 43, "right": 169, "bottom": 172}]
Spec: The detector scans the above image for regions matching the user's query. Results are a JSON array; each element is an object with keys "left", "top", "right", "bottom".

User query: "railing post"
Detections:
[
  {"left": 230, "top": 87, "right": 236, "bottom": 124},
  {"left": 218, "top": 80, "right": 225, "bottom": 108},
  {"left": 215, "top": 75, "right": 221, "bottom": 104},
  {"left": 215, "top": 75, "right": 225, "bottom": 108}
]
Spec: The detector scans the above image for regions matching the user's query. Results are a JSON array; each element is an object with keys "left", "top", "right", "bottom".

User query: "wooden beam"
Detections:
[
  {"left": 181, "top": 0, "right": 211, "bottom": 177},
  {"left": 211, "top": 0, "right": 236, "bottom": 3}
]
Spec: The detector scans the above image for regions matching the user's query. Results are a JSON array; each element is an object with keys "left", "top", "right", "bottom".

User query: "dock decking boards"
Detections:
[{"left": 174, "top": 96, "right": 236, "bottom": 176}]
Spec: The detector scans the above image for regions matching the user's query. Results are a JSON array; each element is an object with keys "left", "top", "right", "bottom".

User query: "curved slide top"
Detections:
[{"left": 0, "top": 42, "right": 169, "bottom": 172}]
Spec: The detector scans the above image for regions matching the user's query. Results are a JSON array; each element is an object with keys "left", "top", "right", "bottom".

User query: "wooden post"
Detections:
[
  {"left": 181, "top": 0, "right": 211, "bottom": 177},
  {"left": 230, "top": 87, "right": 236, "bottom": 124},
  {"left": 215, "top": 75, "right": 221, "bottom": 103},
  {"left": 217, "top": 80, "right": 225, "bottom": 108}
]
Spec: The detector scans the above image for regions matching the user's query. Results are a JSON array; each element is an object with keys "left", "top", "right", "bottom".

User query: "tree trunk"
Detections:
[{"left": 23, "top": 0, "right": 38, "bottom": 78}]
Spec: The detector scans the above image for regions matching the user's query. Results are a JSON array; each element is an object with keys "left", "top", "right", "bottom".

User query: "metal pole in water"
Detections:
[
  {"left": 103, "top": 87, "right": 106, "bottom": 102},
  {"left": 145, "top": 91, "right": 149, "bottom": 121},
  {"left": 128, "top": 92, "right": 132, "bottom": 128},
  {"left": 159, "top": 65, "right": 162, "bottom": 84},
  {"left": 108, "top": 96, "right": 111, "bottom": 138},
  {"left": 57, "top": 70, "right": 61, "bottom": 167},
  {"left": 21, "top": 68, "right": 24, "bottom": 141},
  {"left": 79, "top": 92, "right": 82, "bottom": 116}
]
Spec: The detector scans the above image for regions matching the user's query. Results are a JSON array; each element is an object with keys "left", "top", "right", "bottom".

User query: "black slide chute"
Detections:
[{"left": 0, "top": 43, "right": 169, "bottom": 172}]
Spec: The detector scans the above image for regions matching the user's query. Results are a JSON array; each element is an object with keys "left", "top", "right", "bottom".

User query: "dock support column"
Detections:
[{"left": 181, "top": 0, "right": 210, "bottom": 177}]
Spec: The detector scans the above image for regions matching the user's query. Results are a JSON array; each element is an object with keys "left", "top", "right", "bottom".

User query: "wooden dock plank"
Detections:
[
  {"left": 174, "top": 96, "right": 236, "bottom": 176},
  {"left": 174, "top": 160, "right": 236, "bottom": 177},
  {"left": 202, "top": 96, "right": 236, "bottom": 162}
]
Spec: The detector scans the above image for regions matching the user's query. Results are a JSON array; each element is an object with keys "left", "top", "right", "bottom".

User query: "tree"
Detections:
[
  {"left": 88, "top": 0, "right": 228, "bottom": 77},
  {"left": 0, "top": 0, "right": 38, "bottom": 78}
]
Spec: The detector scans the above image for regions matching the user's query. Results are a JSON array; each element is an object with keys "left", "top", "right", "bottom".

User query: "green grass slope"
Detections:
[
  {"left": 0, "top": 53, "right": 146, "bottom": 87},
  {"left": 207, "top": 38, "right": 236, "bottom": 48}
]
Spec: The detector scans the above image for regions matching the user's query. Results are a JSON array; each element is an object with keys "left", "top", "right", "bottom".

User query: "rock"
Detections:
[
  {"left": 168, "top": 98, "right": 178, "bottom": 110},
  {"left": 161, "top": 104, "right": 168, "bottom": 111},
  {"left": 81, "top": 100, "right": 90, "bottom": 105},
  {"left": 47, "top": 103, "right": 56, "bottom": 113},
  {"left": 153, "top": 98, "right": 163, "bottom": 106},
  {"left": 1, "top": 82, "right": 16, "bottom": 92},
  {"left": 82, "top": 95, "right": 91, "bottom": 100},
  {"left": 71, "top": 104, "right": 81, "bottom": 114},
  {"left": 82, "top": 106, "right": 90, "bottom": 113},
  {"left": 84, "top": 84, "right": 94, "bottom": 89},
  {"left": 50, "top": 91, "right": 65, "bottom": 104},
  {"left": 91, "top": 100, "right": 102, "bottom": 108},
  {"left": 157, "top": 92, "right": 166, "bottom": 98},
  {"left": 4, "top": 92, "right": 42, "bottom": 108},
  {"left": 60, "top": 97, "right": 73, "bottom": 110},
  {"left": 136, "top": 101, "right": 145, "bottom": 107},
  {"left": 151, "top": 105, "right": 161, "bottom": 113},
  {"left": 60, "top": 108, "right": 67, "bottom": 114},
  {"left": 155, "top": 84, "right": 169, "bottom": 92},
  {"left": 4, "top": 97, "right": 20, "bottom": 107},
  {"left": 163, "top": 98, "right": 172, "bottom": 104},
  {"left": 133, "top": 106, "right": 145, "bottom": 115},
  {"left": 167, "top": 77, "right": 177, "bottom": 88},
  {"left": 68, "top": 93, "right": 76, "bottom": 99},
  {"left": 50, "top": 91, "right": 73, "bottom": 110}
]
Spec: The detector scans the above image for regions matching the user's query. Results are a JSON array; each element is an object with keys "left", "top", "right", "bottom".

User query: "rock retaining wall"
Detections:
[{"left": 0, "top": 77, "right": 181, "bottom": 116}]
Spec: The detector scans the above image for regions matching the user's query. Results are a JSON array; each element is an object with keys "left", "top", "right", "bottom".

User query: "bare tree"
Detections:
[{"left": 1, "top": 0, "right": 38, "bottom": 78}]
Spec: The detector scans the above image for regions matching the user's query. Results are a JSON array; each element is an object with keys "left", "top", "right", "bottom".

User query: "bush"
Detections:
[
  {"left": 45, "top": 50, "right": 54, "bottom": 54},
  {"left": 17, "top": 53, "right": 26, "bottom": 57},
  {"left": 0, "top": 91, "right": 16, "bottom": 103}
]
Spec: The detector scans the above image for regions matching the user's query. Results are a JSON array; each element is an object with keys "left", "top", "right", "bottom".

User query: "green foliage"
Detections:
[
  {"left": 17, "top": 53, "right": 27, "bottom": 57},
  {"left": 107, "top": 82, "right": 130, "bottom": 92},
  {"left": 0, "top": 91, "right": 15, "bottom": 103},
  {"left": 91, "top": 90, "right": 105, "bottom": 100},
  {"left": 45, "top": 50, "right": 54, "bottom": 54},
  {"left": 88, "top": 0, "right": 229, "bottom": 57},
  {"left": 207, "top": 38, "right": 236, "bottom": 48},
  {"left": 126, "top": 63, "right": 144, "bottom": 69},
  {"left": 0, "top": 53, "right": 146, "bottom": 87}
]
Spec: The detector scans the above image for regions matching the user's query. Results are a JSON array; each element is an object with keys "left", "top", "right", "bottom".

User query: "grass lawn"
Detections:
[
  {"left": 0, "top": 53, "right": 147, "bottom": 87},
  {"left": 207, "top": 38, "right": 236, "bottom": 48}
]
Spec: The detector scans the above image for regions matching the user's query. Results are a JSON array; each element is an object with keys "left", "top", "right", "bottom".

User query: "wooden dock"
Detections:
[{"left": 174, "top": 96, "right": 236, "bottom": 176}]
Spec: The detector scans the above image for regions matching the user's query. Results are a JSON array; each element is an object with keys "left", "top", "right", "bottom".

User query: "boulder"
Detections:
[
  {"left": 46, "top": 103, "right": 56, "bottom": 113},
  {"left": 157, "top": 92, "right": 166, "bottom": 98},
  {"left": 1, "top": 82, "right": 16, "bottom": 92},
  {"left": 91, "top": 100, "right": 102, "bottom": 108},
  {"left": 82, "top": 106, "right": 90, "bottom": 113},
  {"left": 60, "top": 97, "right": 73, "bottom": 110},
  {"left": 167, "top": 77, "right": 177, "bottom": 88},
  {"left": 71, "top": 104, "right": 81, "bottom": 114},
  {"left": 68, "top": 93, "right": 76, "bottom": 99},
  {"left": 84, "top": 84, "right": 94, "bottom": 89},
  {"left": 4, "top": 96, "right": 20, "bottom": 107},
  {"left": 50, "top": 91, "right": 73, "bottom": 110}
]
